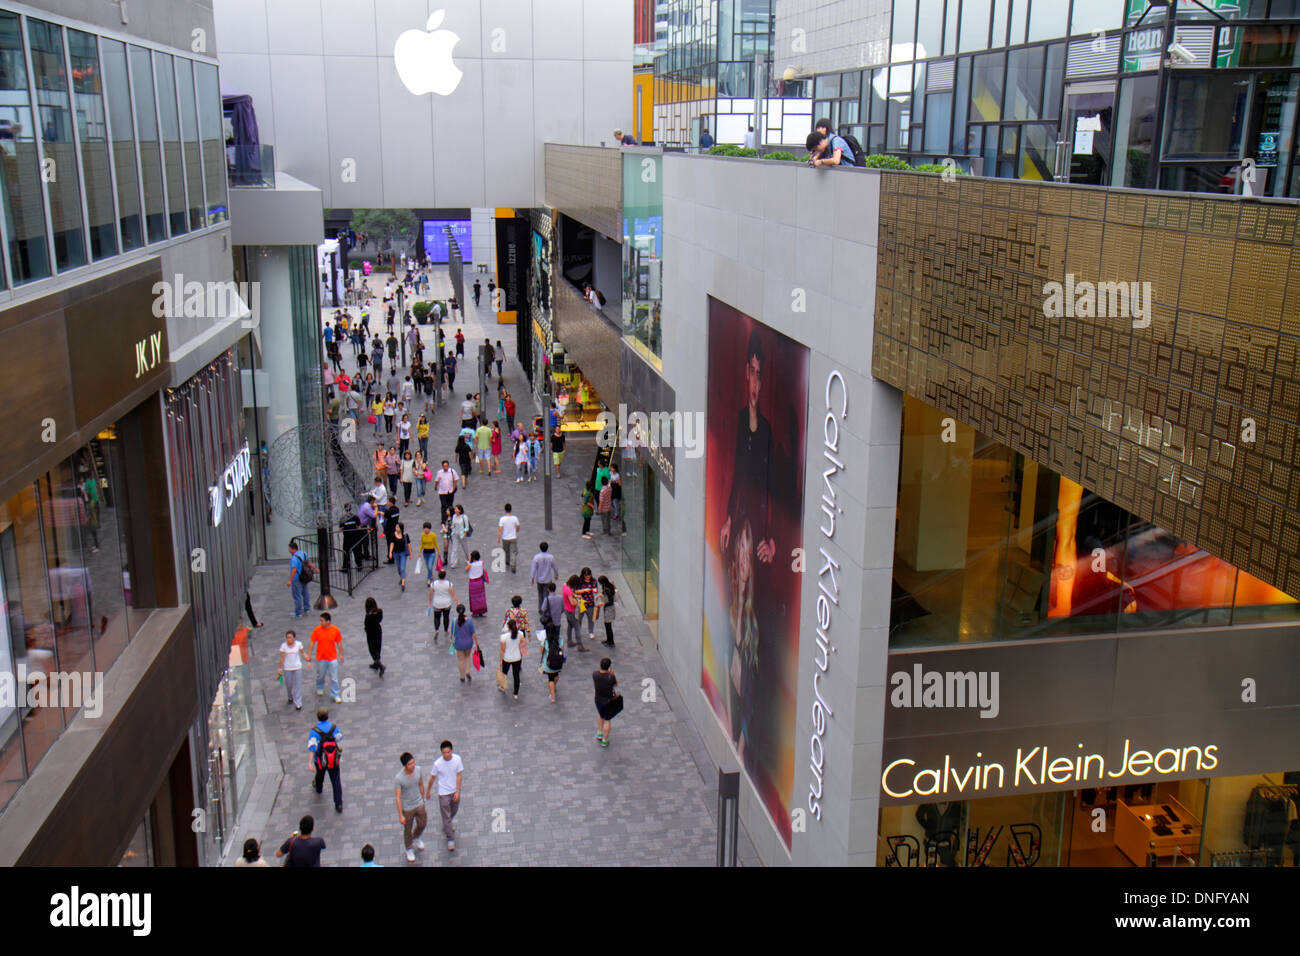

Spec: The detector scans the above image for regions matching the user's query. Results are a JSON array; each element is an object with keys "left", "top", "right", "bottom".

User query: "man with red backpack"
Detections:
[{"left": 308, "top": 707, "right": 344, "bottom": 813}]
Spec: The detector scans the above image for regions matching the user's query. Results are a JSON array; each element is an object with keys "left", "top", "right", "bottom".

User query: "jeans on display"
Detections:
[
  {"left": 424, "top": 550, "right": 437, "bottom": 585},
  {"left": 579, "top": 605, "right": 596, "bottom": 639},
  {"left": 315, "top": 658, "right": 341, "bottom": 697},
  {"left": 395, "top": 551, "right": 408, "bottom": 579},
  {"left": 415, "top": 476, "right": 426, "bottom": 498},
  {"left": 292, "top": 579, "right": 310, "bottom": 616},
  {"left": 419, "top": 437, "right": 429, "bottom": 458},
  {"left": 565, "top": 610, "right": 581, "bottom": 647}
]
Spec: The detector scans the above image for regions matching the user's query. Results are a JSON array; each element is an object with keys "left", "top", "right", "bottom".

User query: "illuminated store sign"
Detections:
[
  {"left": 808, "top": 370, "right": 846, "bottom": 822},
  {"left": 209, "top": 441, "right": 252, "bottom": 528},
  {"left": 882, "top": 738, "right": 1220, "bottom": 800}
]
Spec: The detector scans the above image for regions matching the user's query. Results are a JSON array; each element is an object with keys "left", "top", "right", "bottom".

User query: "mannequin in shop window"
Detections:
[{"left": 916, "top": 801, "right": 964, "bottom": 867}]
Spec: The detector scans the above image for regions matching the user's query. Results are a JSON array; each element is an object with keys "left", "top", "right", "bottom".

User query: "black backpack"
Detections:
[
  {"left": 297, "top": 555, "right": 314, "bottom": 584},
  {"left": 546, "top": 637, "right": 565, "bottom": 670},
  {"left": 838, "top": 132, "right": 866, "bottom": 167},
  {"left": 314, "top": 724, "right": 340, "bottom": 770}
]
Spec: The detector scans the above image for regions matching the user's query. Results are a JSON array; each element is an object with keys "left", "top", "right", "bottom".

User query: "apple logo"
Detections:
[{"left": 395, "top": 10, "right": 464, "bottom": 96}]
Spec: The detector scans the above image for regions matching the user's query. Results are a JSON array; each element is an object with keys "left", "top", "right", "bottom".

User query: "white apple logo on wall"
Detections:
[{"left": 395, "top": 10, "right": 463, "bottom": 96}]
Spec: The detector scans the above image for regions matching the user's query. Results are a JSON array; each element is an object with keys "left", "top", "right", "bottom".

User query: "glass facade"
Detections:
[
  {"left": 0, "top": 12, "right": 226, "bottom": 290},
  {"left": 653, "top": 0, "right": 799, "bottom": 148},
  {"left": 879, "top": 770, "right": 1300, "bottom": 866},
  {"left": 890, "top": 396, "right": 1300, "bottom": 648},
  {"left": 0, "top": 429, "right": 151, "bottom": 813},
  {"left": 622, "top": 151, "right": 663, "bottom": 361},
  {"left": 797, "top": 0, "right": 1300, "bottom": 195}
]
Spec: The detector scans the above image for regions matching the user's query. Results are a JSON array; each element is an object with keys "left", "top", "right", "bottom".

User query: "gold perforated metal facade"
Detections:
[{"left": 872, "top": 171, "right": 1300, "bottom": 598}]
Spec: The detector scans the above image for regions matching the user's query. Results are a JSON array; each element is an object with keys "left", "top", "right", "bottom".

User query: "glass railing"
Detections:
[{"left": 226, "top": 143, "right": 274, "bottom": 188}]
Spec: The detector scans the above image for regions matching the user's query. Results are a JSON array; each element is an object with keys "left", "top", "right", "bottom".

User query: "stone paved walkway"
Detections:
[{"left": 241, "top": 266, "right": 755, "bottom": 866}]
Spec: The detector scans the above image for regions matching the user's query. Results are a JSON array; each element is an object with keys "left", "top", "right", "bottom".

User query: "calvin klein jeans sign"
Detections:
[
  {"left": 209, "top": 441, "right": 252, "bottom": 528},
  {"left": 808, "top": 370, "right": 846, "bottom": 822}
]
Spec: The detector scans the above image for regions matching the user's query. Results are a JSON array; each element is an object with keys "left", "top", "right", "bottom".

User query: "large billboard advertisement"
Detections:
[
  {"left": 701, "top": 296, "right": 808, "bottom": 848},
  {"left": 422, "top": 220, "right": 472, "bottom": 263}
]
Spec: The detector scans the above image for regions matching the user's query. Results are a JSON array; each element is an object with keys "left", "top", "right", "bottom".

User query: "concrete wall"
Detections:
[
  {"left": 773, "top": 0, "right": 891, "bottom": 77},
  {"left": 214, "top": 0, "right": 632, "bottom": 208},
  {"left": 660, "top": 154, "right": 900, "bottom": 865}
]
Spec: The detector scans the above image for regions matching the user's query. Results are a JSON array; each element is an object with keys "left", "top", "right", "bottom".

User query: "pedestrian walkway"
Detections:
[{"left": 241, "top": 264, "right": 756, "bottom": 866}]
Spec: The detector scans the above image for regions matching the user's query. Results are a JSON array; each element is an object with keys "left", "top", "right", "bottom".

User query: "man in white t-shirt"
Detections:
[
  {"left": 496, "top": 502, "right": 521, "bottom": 574},
  {"left": 429, "top": 740, "right": 464, "bottom": 851}
]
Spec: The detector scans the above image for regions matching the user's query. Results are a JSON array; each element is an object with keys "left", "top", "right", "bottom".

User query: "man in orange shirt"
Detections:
[{"left": 310, "top": 612, "right": 345, "bottom": 703}]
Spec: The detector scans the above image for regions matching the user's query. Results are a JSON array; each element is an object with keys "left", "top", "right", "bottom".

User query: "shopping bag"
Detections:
[
  {"left": 412, "top": 553, "right": 425, "bottom": 576},
  {"left": 368, "top": 413, "right": 378, "bottom": 424},
  {"left": 605, "top": 694, "right": 624, "bottom": 718},
  {"left": 495, "top": 668, "right": 508, "bottom": 691},
  {"left": 472, "top": 645, "right": 483, "bottom": 671}
]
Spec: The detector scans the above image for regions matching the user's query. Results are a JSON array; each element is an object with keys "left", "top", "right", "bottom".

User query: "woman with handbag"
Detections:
[
  {"left": 498, "top": 618, "right": 524, "bottom": 699},
  {"left": 452, "top": 605, "right": 476, "bottom": 682},
  {"left": 593, "top": 657, "right": 620, "bottom": 747},
  {"left": 417, "top": 414, "right": 430, "bottom": 459},
  {"left": 413, "top": 451, "right": 429, "bottom": 507},
  {"left": 576, "top": 567, "right": 599, "bottom": 644},
  {"left": 597, "top": 575, "right": 617, "bottom": 647},
  {"left": 467, "top": 550, "right": 489, "bottom": 617}
]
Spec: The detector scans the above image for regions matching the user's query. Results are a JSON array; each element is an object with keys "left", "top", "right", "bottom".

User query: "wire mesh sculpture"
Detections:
[{"left": 266, "top": 422, "right": 373, "bottom": 530}]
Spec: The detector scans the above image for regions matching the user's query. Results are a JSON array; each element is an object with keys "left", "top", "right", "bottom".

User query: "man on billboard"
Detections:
[{"left": 717, "top": 329, "right": 776, "bottom": 762}]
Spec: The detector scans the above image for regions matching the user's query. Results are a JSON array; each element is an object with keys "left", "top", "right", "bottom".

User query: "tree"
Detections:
[{"left": 349, "top": 209, "right": 418, "bottom": 254}]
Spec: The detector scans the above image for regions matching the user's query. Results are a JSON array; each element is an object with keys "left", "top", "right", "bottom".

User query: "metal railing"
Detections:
[
  {"left": 290, "top": 527, "right": 379, "bottom": 598},
  {"left": 227, "top": 143, "right": 275, "bottom": 188}
]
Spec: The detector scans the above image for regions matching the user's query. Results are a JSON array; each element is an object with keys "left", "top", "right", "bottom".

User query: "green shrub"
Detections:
[
  {"left": 911, "top": 162, "right": 967, "bottom": 175},
  {"left": 861, "top": 154, "right": 913, "bottom": 170},
  {"left": 412, "top": 301, "right": 431, "bottom": 321},
  {"left": 708, "top": 144, "right": 759, "bottom": 157},
  {"left": 762, "top": 151, "right": 802, "bottom": 162}
]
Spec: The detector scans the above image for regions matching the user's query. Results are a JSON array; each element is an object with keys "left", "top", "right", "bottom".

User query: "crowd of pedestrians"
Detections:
[{"left": 251, "top": 264, "right": 629, "bottom": 867}]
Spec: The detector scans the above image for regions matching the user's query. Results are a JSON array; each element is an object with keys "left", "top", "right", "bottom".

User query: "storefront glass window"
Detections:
[
  {"left": 889, "top": 396, "right": 1299, "bottom": 648},
  {"left": 924, "top": 91, "right": 953, "bottom": 153},
  {"left": 880, "top": 779, "right": 1211, "bottom": 867},
  {"left": 77, "top": 434, "right": 135, "bottom": 671},
  {"left": 893, "top": 0, "right": 917, "bottom": 51},
  {"left": 1201, "top": 771, "right": 1300, "bottom": 866},
  {"left": 1113, "top": 73, "right": 1159, "bottom": 186},
  {"left": 0, "top": 10, "right": 51, "bottom": 284},
  {"left": 101, "top": 39, "right": 142, "bottom": 252},
  {"left": 1163, "top": 73, "right": 1251, "bottom": 160},
  {"left": 117, "top": 810, "right": 153, "bottom": 866},
  {"left": 1028, "top": 0, "right": 1068, "bottom": 42},
  {"left": 2, "top": 483, "right": 62, "bottom": 778},
  {"left": 128, "top": 45, "right": 165, "bottom": 242},
  {"left": 227, "top": 630, "right": 256, "bottom": 814},
  {"left": 969, "top": 51, "right": 1004, "bottom": 123},
  {"left": 622, "top": 151, "right": 663, "bottom": 361},
  {"left": 1004, "top": 45, "right": 1044, "bottom": 121},
  {"left": 68, "top": 30, "right": 116, "bottom": 261},
  {"left": 38, "top": 458, "right": 93, "bottom": 725}
]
